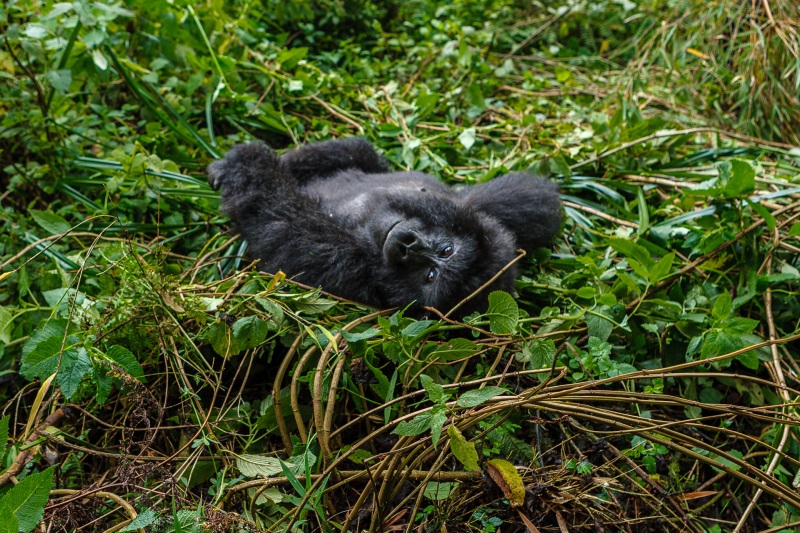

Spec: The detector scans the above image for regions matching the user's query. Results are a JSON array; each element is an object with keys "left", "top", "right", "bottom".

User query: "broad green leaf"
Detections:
[
  {"left": 423, "top": 481, "right": 460, "bottom": 500},
  {"left": 106, "top": 345, "right": 144, "bottom": 380},
  {"left": 29, "top": 210, "right": 71, "bottom": 235},
  {"left": 486, "top": 291, "right": 519, "bottom": 334},
  {"left": 237, "top": 455, "right": 286, "bottom": 478},
  {"left": 723, "top": 160, "right": 756, "bottom": 198},
  {"left": 430, "top": 411, "right": 447, "bottom": 449},
  {"left": 428, "top": 338, "right": 479, "bottom": 362},
  {"left": 448, "top": 425, "right": 479, "bottom": 471},
  {"left": 120, "top": 510, "right": 157, "bottom": 532},
  {"left": 56, "top": 348, "right": 91, "bottom": 400},
  {"left": 789, "top": 222, "right": 800, "bottom": 238},
  {"left": 232, "top": 316, "right": 269, "bottom": 350},
  {"left": 456, "top": 386, "right": 507, "bottom": 408},
  {"left": 394, "top": 411, "right": 433, "bottom": 436},
  {"left": 44, "top": 69, "right": 72, "bottom": 94},
  {"left": 586, "top": 306, "right": 614, "bottom": 342},
  {"left": 712, "top": 292, "right": 732, "bottom": 322},
  {"left": 21, "top": 319, "right": 75, "bottom": 380},
  {"left": 609, "top": 239, "right": 653, "bottom": 268},
  {"left": 465, "top": 84, "right": 485, "bottom": 110},
  {"left": 0, "top": 466, "right": 54, "bottom": 532},
  {"left": 576, "top": 286, "right": 596, "bottom": 299},
  {"left": 204, "top": 321, "right": 236, "bottom": 357},
  {"left": 0, "top": 308, "right": 11, "bottom": 344},
  {"left": 0, "top": 508, "right": 17, "bottom": 533},
  {"left": 340, "top": 328, "right": 380, "bottom": 343},
  {"left": 293, "top": 292, "right": 336, "bottom": 314},
  {"left": 401, "top": 319, "right": 436, "bottom": 339},
  {"left": 648, "top": 253, "right": 674, "bottom": 284},
  {"left": 276, "top": 47, "right": 308, "bottom": 70}
]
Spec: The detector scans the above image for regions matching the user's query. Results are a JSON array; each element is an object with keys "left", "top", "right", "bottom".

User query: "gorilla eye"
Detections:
[
  {"left": 440, "top": 245, "right": 453, "bottom": 257},
  {"left": 425, "top": 268, "right": 437, "bottom": 283}
]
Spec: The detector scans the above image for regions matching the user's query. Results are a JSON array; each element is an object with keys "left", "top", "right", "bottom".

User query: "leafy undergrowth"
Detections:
[{"left": 2, "top": 1, "right": 800, "bottom": 532}]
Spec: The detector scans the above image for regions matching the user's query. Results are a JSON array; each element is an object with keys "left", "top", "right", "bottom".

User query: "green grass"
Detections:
[{"left": 2, "top": 1, "right": 800, "bottom": 531}]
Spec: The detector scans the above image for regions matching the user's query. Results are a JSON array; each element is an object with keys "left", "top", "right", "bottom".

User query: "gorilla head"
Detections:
[{"left": 208, "top": 138, "right": 561, "bottom": 316}]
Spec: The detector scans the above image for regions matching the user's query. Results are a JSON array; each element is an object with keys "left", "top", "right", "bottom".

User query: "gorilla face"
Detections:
[
  {"left": 371, "top": 196, "right": 517, "bottom": 314},
  {"left": 208, "top": 138, "right": 561, "bottom": 316}
]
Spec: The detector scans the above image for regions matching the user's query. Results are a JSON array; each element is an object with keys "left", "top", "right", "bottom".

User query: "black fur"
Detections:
[{"left": 207, "top": 138, "right": 561, "bottom": 315}]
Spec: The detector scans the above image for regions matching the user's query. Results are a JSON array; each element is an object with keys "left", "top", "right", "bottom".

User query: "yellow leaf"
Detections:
[
  {"left": 687, "top": 48, "right": 711, "bottom": 60},
  {"left": 485, "top": 458, "right": 525, "bottom": 507}
]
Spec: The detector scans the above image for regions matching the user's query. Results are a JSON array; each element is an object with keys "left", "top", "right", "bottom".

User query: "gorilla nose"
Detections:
[{"left": 386, "top": 228, "right": 429, "bottom": 264}]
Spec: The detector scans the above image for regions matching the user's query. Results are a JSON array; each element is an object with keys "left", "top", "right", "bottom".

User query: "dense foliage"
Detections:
[{"left": 2, "top": 0, "right": 800, "bottom": 531}]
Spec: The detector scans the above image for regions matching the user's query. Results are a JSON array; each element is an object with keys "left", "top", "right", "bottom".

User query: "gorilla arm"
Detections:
[
  {"left": 459, "top": 173, "right": 562, "bottom": 252},
  {"left": 207, "top": 142, "right": 377, "bottom": 304}
]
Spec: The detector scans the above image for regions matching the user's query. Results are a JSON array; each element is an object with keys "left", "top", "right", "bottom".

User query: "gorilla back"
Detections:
[{"left": 207, "top": 138, "right": 561, "bottom": 315}]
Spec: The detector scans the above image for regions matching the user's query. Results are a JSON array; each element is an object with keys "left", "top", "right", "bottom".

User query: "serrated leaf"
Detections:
[
  {"left": 428, "top": 338, "right": 479, "bottom": 362},
  {"left": 232, "top": 316, "right": 269, "bottom": 350},
  {"left": 29, "top": 209, "right": 71, "bottom": 235},
  {"left": 340, "top": 328, "right": 380, "bottom": 343},
  {"left": 119, "top": 509, "right": 157, "bottom": 532},
  {"left": 1, "top": 466, "right": 54, "bottom": 532},
  {"left": 237, "top": 454, "right": 287, "bottom": 478},
  {"left": 486, "top": 291, "right": 519, "bottom": 334},
  {"left": 423, "top": 481, "right": 460, "bottom": 500},
  {"left": 485, "top": 459, "right": 525, "bottom": 507},
  {"left": 712, "top": 292, "right": 732, "bottom": 321},
  {"left": 456, "top": 386, "right": 507, "bottom": 408},
  {"left": 56, "top": 347, "right": 91, "bottom": 400},
  {"left": 609, "top": 238, "right": 653, "bottom": 268},
  {"left": 293, "top": 292, "right": 336, "bottom": 314},
  {"left": 401, "top": 319, "right": 437, "bottom": 338},
  {"left": 448, "top": 425, "right": 479, "bottom": 471},
  {"left": 21, "top": 320, "right": 74, "bottom": 380},
  {"left": 576, "top": 286, "right": 596, "bottom": 299},
  {"left": 0, "top": 510, "right": 16, "bottom": 533},
  {"left": 106, "top": 345, "right": 144, "bottom": 380},
  {"left": 393, "top": 411, "right": 433, "bottom": 436}
]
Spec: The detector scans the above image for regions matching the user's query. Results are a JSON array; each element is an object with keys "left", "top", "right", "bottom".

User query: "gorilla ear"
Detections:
[{"left": 460, "top": 173, "right": 562, "bottom": 252}]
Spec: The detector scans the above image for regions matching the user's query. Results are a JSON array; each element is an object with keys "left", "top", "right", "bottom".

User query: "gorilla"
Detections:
[{"left": 207, "top": 138, "right": 561, "bottom": 316}]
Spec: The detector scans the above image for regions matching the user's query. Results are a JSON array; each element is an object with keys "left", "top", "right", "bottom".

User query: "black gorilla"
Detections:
[{"left": 207, "top": 138, "right": 561, "bottom": 315}]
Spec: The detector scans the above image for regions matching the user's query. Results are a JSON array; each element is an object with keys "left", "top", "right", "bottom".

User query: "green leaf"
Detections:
[
  {"left": 608, "top": 239, "right": 653, "bottom": 268},
  {"left": 576, "top": 286, "right": 596, "bottom": 299},
  {"left": 401, "top": 320, "right": 437, "bottom": 339},
  {"left": 393, "top": 411, "right": 433, "bottom": 436},
  {"left": 448, "top": 425, "right": 479, "bottom": 470},
  {"left": 789, "top": 222, "right": 800, "bottom": 237},
  {"left": 293, "top": 292, "right": 336, "bottom": 314},
  {"left": 486, "top": 291, "right": 519, "bottom": 334},
  {"left": 428, "top": 338, "right": 479, "bottom": 362},
  {"left": 56, "top": 348, "right": 91, "bottom": 400},
  {"left": 0, "top": 416, "right": 8, "bottom": 457},
  {"left": 648, "top": 253, "right": 674, "bottom": 284},
  {"left": 456, "top": 386, "right": 507, "bottom": 408},
  {"left": 0, "top": 308, "right": 12, "bottom": 345},
  {"left": 106, "top": 345, "right": 144, "bottom": 380},
  {"left": 204, "top": 321, "right": 237, "bottom": 357},
  {"left": 44, "top": 69, "right": 72, "bottom": 94},
  {"left": 0, "top": 466, "right": 54, "bottom": 532},
  {"left": 723, "top": 160, "right": 756, "bottom": 198},
  {"left": 119, "top": 509, "right": 157, "bottom": 532},
  {"left": 586, "top": 306, "right": 614, "bottom": 342},
  {"left": 237, "top": 454, "right": 286, "bottom": 478},
  {"left": 340, "top": 328, "right": 380, "bottom": 343},
  {"left": 0, "top": 507, "right": 17, "bottom": 533},
  {"left": 276, "top": 47, "right": 308, "bottom": 70},
  {"left": 20, "top": 320, "right": 74, "bottom": 380},
  {"left": 465, "top": 84, "right": 485, "bottom": 110},
  {"left": 430, "top": 411, "right": 447, "bottom": 449},
  {"left": 712, "top": 292, "right": 732, "bottom": 322},
  {"left": 232, "top": 316, "right": 269, "bottom": 350},
  {"left": 459, "top": 128, "right": 476, "bottom": 150},
  {"left": 29, "top": 210, "right": 71, "bottom": 235},
  {"left": 423, "top": 481, "right": 460, "bottom": 501}
]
